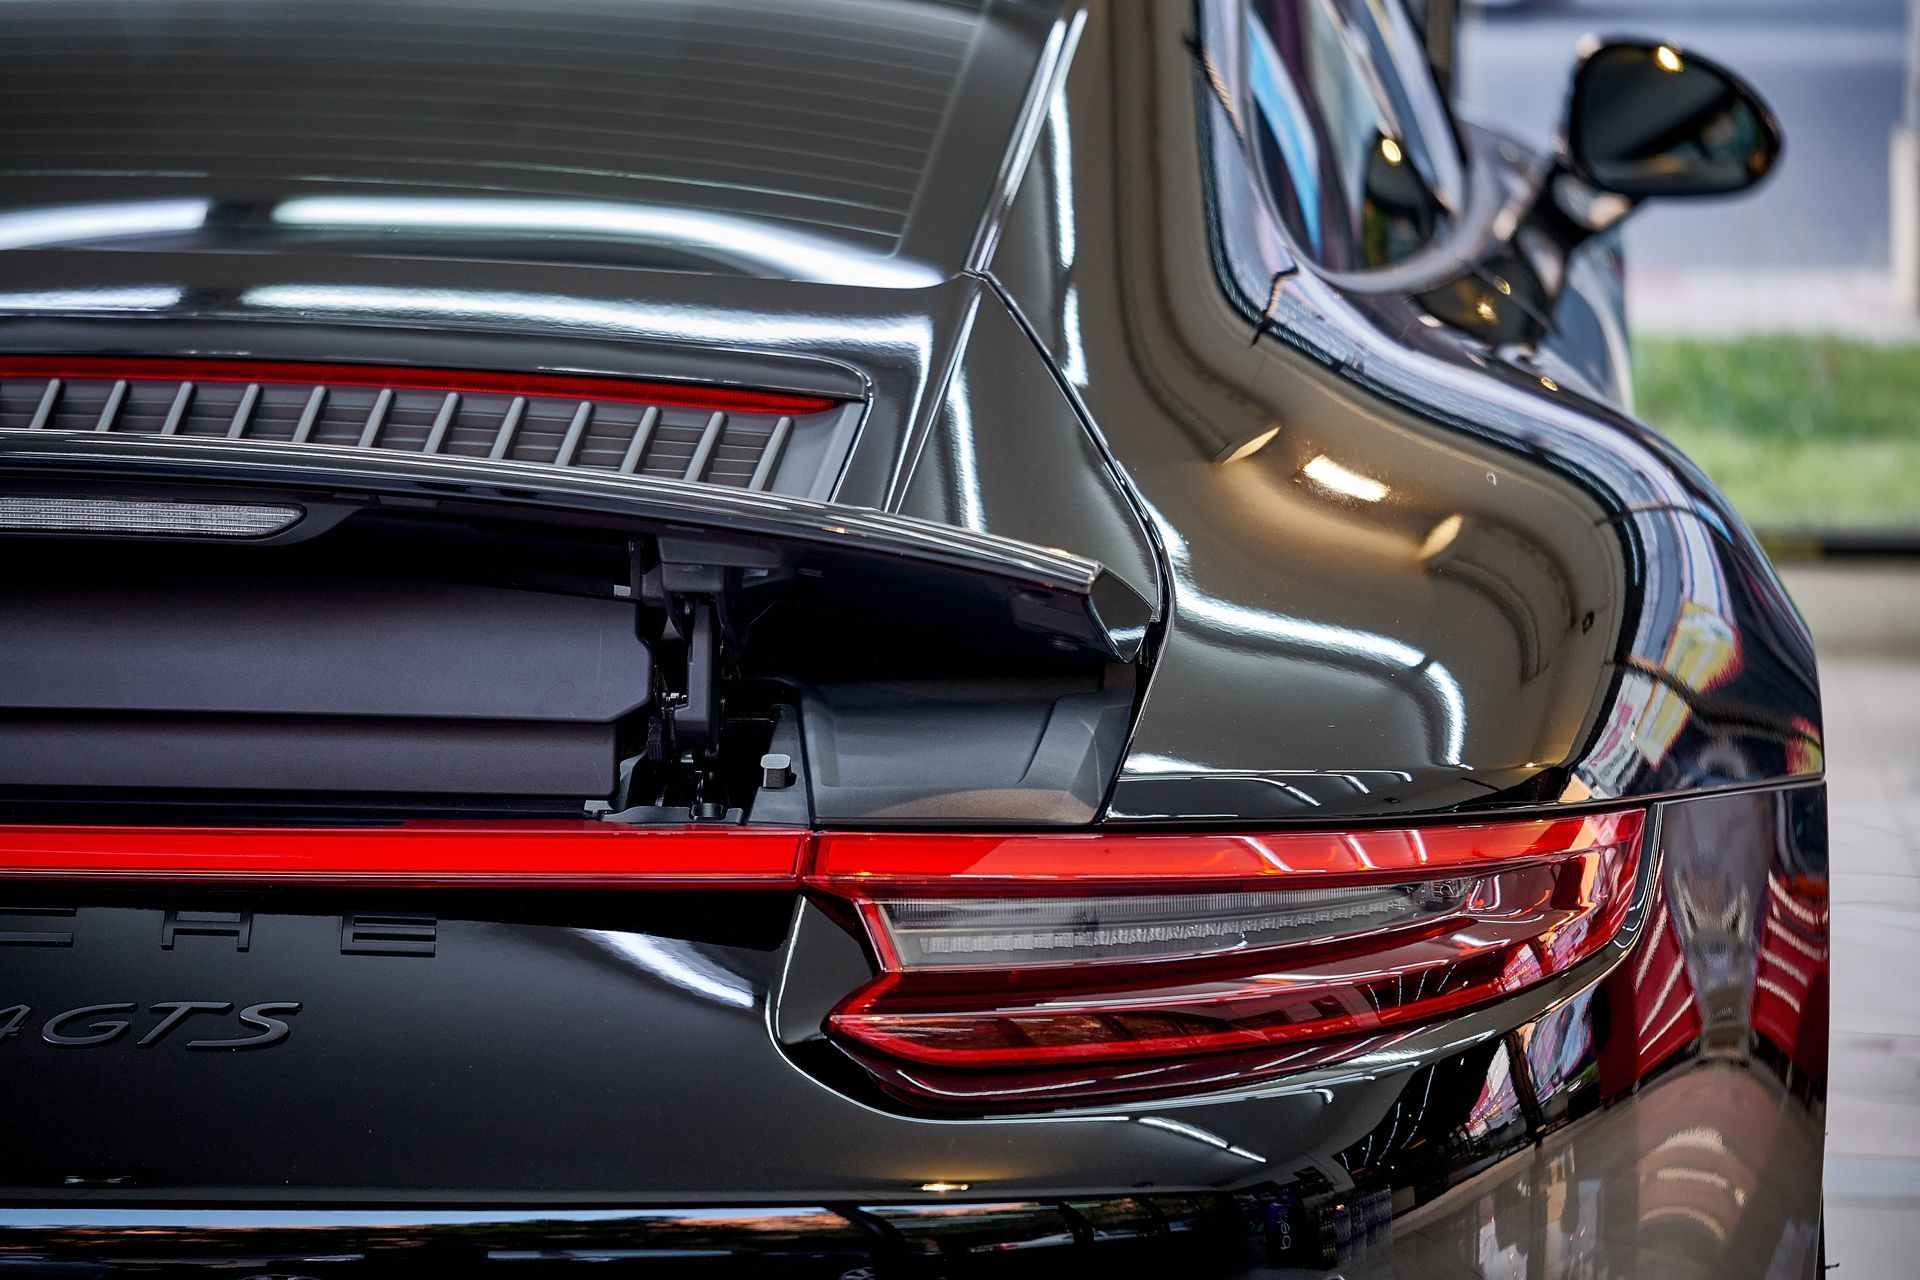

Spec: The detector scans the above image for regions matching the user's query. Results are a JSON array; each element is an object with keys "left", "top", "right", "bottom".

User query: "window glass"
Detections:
[
  {"left": 0, "top": 0, "right": 1005, "bottom": 287},
  {"left": 1244, "top": 0, "right": 1465, "bottom": 271}
]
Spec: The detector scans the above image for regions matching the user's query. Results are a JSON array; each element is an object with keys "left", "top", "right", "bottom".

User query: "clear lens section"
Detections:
[
  {"left": 877, "top": 881, "right": 1472, "bottom": 969},
  {"left": 0, "top": 496, "right": 302, "bottom": 537}
]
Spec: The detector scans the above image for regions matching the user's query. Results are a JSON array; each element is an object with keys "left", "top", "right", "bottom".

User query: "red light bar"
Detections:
[
  {"left": 0, "top": 356, "right": 839, "bottom": 417},
  {"left": 0, "top": 822, "right": 807, "bottom": 888},
  {"left": 811, "top": 811, "right": 1641, "bottom": 891}
]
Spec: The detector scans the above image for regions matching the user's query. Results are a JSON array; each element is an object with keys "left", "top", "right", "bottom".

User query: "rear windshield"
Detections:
[{"left": 0, "top": 0, "right": 1015, "bottom": 287}]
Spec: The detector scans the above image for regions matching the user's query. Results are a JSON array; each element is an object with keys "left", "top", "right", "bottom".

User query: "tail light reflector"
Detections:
[{"left": 811, "top": 811, "right": 1645, "bottom": 1084}]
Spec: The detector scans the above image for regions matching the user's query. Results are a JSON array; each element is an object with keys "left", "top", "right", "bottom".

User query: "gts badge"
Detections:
[{"left": 0, "top": 1001, "right": 301, "bottom": 1050}]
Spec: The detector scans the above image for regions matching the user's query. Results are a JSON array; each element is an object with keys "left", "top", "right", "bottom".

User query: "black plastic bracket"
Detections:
[{"left": 672, "top": 596, "right": 720, "bottom": 757}]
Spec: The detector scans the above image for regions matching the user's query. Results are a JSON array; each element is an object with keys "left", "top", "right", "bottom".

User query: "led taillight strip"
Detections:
[
  {"left": 0, "top": 812, "right": 1641, "bottom": 889},
  {"left": 0, "top": 811, "right": 1648, "bottom": 1104},
  {"left": 0, "top": 356, "right": 838, "bottom": 417},
  {"left": 808, "top": 811, "right": 1641, "bottom": 891},
  {"left": 0, "top": 823, "right": 808, "bottom": 887}
]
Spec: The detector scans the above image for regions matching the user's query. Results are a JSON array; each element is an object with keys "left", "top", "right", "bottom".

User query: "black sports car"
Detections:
[{"left": 0, "top": 1, "right": 1825, "bottom": 1276}]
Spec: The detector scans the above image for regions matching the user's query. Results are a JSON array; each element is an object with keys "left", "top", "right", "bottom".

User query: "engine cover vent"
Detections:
[{"left": 0, "top": 358, "right": 858, "bottom": 500}]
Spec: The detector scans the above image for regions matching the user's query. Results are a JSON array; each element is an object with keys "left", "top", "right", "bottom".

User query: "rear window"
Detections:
[{"left": 0, "top": 0, "right": 1011, "bottom": 286}]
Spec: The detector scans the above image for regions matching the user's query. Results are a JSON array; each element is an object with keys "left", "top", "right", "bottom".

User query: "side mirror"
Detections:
[
  {"left": 1566, "top": 40, "right": 1781, "bottom": 199},
  {"left": 1420, "top": 37, "right": 1783, "bottom": 347}
]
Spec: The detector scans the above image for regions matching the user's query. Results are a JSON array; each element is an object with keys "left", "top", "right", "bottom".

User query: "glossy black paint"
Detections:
[
  {"left": 1569, "top": 40, "right": 1784, "bottom": 200},
  {"left": 985, "top": 0, "right": 1821, "bottom": 822},
  {"left": 0, "top": 1, "right": 1826, "bottom": 1276},
  {"left": 0, "top": 6, "right": 1820, "bottom": 823}
]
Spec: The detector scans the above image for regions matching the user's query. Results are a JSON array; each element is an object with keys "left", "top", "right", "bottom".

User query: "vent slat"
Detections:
[
  {"left": 27, "top": 380, "right": 62, "bottom": 431},
  {"left": 226, "top": 384, "right": 262, "bottom": 439},
  {"left": 618, "top": 405, "right": 662, "bottom": 475},
  {"left": 683, "top": 411, "right": 726, "bottom": 482},
  {"left": 291, "top": 385, "right": 327, "bottom": 443},
  {"left": 160, "top": 382, "right": 195, "bottom": 435},
  {"left": 489, "top": 396, "right": 528, "bottom": 460},
  {"left": 748, "top": 415, "right": 794, "bottom": 491},
  {"left": 553, "top": 401, "right": 593, "bottom": 468},
  {"left": 422, "top": 392, "right": 460, "bottom": 455},
  {"left": 359, "top": 387, "right": 394, "bottom": 448},
  {"left": 94, "top": 380, "right": 129, "bottom": 433}
]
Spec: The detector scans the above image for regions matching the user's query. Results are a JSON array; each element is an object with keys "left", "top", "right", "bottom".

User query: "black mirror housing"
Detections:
[{"left": 1566, "top": 39, "right": 1782, "bottom": 200}]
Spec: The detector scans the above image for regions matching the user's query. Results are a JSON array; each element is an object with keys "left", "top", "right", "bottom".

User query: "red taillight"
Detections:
[
  {"left": 810, "top": 811, "right": 1645, "bottom": 1100},
  {"left": 0, "top": 822, "right": 807, "bottom": 887},
  {"left": 0, "top": 809, "right": 1647, "bottom": 1105}
]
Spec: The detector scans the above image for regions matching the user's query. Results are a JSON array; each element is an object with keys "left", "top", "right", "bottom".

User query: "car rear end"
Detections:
[
  {"left": 0, "top": 351, "right": 1831, "bottom": 1270},
  {"left": 0, "top": 431, "right": 1818, "bottom": 1271},
  {"left": 0, "top": 0, "right": 1828, "bottom": 1276}
]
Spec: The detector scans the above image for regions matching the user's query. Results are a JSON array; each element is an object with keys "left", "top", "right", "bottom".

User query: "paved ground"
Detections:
[{"left": 1777, "top": 560, "right": 1920, "bottom": 1275}]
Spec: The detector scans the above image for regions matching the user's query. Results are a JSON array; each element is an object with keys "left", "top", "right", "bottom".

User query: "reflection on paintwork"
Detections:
[
  {"left": 1300, "top": 453, "right": 1389, "bottom": 502},
  {"left": 0, "top": 199, "right": 209, "bottom": 250},
  {"left": 273, "top": 197, "right": 945, "bottom": 290},
  {"left": 238, "top": 284, "right": 940, "bottom": 356},
  {"left": 1417, "top": 512, "right": 1465, "bottom": 559},
  {"left": 1136, "top": 506, "right": 1471, "bottom": 769},
  {"left": 1047, "top": 79, "right": 1078, "bottom": 271},
  {"left": 581, "top": 930, "right": 757, "bottom": 1010},
  {"left": 1343, "top": 1062, "right": 1819, "bottom": 1278},
  {"left": 0, "top": 288, "right": 184, "bottom": 311},
  {"left": 1465, "top": 1039, "right": 1522, "bottom": 1139},
  {"left": 1241, "top": 0, "right": 1462, "bottom": 271},
  {"left": 1219, "top": 425, "right": 1281, "bottom": 463},
  {"left": 987, "top": 0, "right": 1818, "bottom": 822},
  {"left": 1136, "top": 1115, "right": 1267, "bottom": 1163}
]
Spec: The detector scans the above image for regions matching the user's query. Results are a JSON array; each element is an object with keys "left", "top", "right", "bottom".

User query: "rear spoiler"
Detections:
[{"left": 0, "top": 431, "right": 1152, "bottom": 661}]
